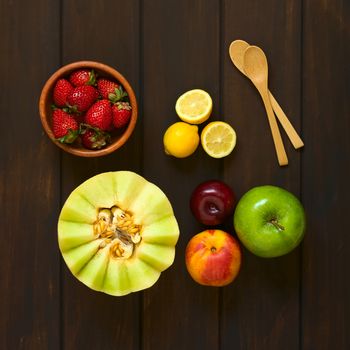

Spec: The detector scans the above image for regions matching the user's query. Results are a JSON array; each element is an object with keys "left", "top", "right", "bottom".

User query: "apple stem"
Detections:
[{"left": 270, "top": 219, "right": 285, "bottom": 231}]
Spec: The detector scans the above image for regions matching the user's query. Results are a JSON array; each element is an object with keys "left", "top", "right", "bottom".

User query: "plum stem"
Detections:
[{"left": 270, "top": 219, "right": 285, "bottom": 231}]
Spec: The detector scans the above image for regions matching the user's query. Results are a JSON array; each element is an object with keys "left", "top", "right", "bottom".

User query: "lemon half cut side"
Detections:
[
  {"left": 175, "top": 89, "right": 212, "bottom": 125},
  {"left": 201, "top": 121, "right": 237, "bottom": 158}
]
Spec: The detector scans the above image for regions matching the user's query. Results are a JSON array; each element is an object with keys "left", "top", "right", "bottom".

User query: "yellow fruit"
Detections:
[
  {"left": 175, "top": 89, "right": 212, "bottom": 124},
  {"left": 58, "top": 171, "right": 179, "bottom": 296},
  {"left": 163, "top": 122, "right": 199, "bottom": 158},
  {"left": 201, "top": 121, "right": 237, "bottom": 158}
]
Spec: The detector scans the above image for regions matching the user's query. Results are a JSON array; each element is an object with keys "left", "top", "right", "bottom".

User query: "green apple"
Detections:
[{"left": 233, "top": 185, "right": 306, "bottom": 258}]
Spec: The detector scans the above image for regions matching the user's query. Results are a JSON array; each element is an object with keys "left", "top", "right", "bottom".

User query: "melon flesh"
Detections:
[
  {"left": 59, "top": 191, "right": 97, "bottom": 224},
  {"left": 58, "top": 221, "right": 95, "bottom": 251},
  {"left": 103, "top": 259, "right": 131, "bottom": 296},
  {"left": 142, "top": 215, "right": 179, "bottom": 246},
  {"left": 62, "top": 239, "right": 102, "bottom": 275},
  {"left": 136, "top": 243, "right": 175, "bottom": 271},
  {"left": 58, "top": 171, "right": 179, "bottom": 296},
  {"left": 77, "top": 246, "right": 110, "bottom": 291}
]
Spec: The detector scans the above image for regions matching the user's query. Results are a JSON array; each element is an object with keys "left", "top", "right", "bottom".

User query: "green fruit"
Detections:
[
  {"left": 233, "top": 185, "right": 306, "bottom": 258},
  {"left": 58, "top": 171, "right": 179, "bottom": 296}
]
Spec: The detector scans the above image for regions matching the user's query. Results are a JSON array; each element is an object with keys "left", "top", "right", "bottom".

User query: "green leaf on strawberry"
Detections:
[
  {"left": 108, "top": 86, "right": 128, "bottom": 104},
  {"left": 57, "top": 129, "right": 79, "bottom": 144},
  {"left": 80, "top": 123, "right": 111, "bottom": 150},
  {"left": 52, "top": 109, "right": 79, "bottom": 144},
  {"left": 87, "top": 70, "right": 96, "bottom": 86}
]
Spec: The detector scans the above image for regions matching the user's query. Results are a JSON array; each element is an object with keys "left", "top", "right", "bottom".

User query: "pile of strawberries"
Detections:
[{"left": 52, "top": 68, "right": 132, "bottom": 150}]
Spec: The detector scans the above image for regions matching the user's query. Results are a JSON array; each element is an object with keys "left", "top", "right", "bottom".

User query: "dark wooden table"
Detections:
[{"left": 1, "top": 1, "right": 349, "bottom": 349}]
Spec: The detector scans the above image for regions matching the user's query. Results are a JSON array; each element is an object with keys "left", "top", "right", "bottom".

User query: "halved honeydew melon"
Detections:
[{"left": 58, "top": 171, "right": 179, "bottom": 296}]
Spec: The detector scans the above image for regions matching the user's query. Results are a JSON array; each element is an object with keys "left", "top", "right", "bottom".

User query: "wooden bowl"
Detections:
[{"left": 39, "top": 61, "right": 137, "bottom": 157}]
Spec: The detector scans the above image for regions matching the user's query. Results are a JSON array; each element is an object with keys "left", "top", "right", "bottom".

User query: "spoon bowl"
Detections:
[
  {"left": 243, "top": 46, "right": 269, "bottom": 88},
  {"left": 229, "top": 40, "right": 249, "bottom": 74}
]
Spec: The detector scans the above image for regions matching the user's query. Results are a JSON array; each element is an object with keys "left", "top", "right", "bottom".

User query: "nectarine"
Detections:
[{"left": 185, "top": 229, "right": 241, "bottom": 287}]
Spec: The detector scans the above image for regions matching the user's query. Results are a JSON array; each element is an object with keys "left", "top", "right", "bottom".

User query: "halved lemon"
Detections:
[
  {"left": 175, "top": 89, "right": 212, "bottom": 124},
  {"left": 201, "top": 121, "right": 237, "bottom": 158}
]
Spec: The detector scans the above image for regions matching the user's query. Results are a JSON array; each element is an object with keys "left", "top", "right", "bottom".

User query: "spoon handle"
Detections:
[
  {"left": 269, "top": 91, "right": 304, "bottom": 149},
  {"left": 261, "top": 91, "right": 289, "bottom": 166}
]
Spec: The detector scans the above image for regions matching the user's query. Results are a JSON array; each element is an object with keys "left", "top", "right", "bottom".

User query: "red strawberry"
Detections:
[
  {"left": 69, "top": 69, "right": 96, "bottom": 87},
  {"left": 67, "top": 85, "right": 98, "bottom": 112},
  {"left": 81, "top": 128, "right": 110, "bottom": 150},
  {"left": 85, "top": 100, "right": 112, "bottom": 131},
  {"left": 97, "top": 78, "right": 128, "bottom": 102},
  {"left": 52, "top": 109, "right": 79, "bottom": 143},
  {"left": 112, "top": 102, "right": 132, "bottom": 128},
  {"left": 53, "top": 79, "right": 73, "bottom": 107}
]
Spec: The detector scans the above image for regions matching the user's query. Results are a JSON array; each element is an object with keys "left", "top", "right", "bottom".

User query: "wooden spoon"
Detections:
[
  {"left": 229, "top": 40, "right": 304, "bottom": 149},
  {"left": 243, "top": 46, "right": 288, "bottom": 166}
]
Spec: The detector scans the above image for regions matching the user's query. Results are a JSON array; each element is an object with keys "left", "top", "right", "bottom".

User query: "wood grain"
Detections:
[
  {"left": 141, "top": 0, "right": 221, "bottom": 349},
  {"left": 302, "top": 0, "right": 350, "bottom": 349},
  {"left": 222, "top": 0, "right": 301, "bottom": 349},
  {"left": 60, "top": 1, "right": 141, "bottom": 349},
  {"left": 0, "top": 0, "right": 349, "bottom": 349},
  {"left": 0, "top": 0, "right": 60, "bottom": 349}
]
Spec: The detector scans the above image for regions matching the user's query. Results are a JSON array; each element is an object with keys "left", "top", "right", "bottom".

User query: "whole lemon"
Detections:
[{"left": 163, "top": 122, "right": 199, "bottom": 158}]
